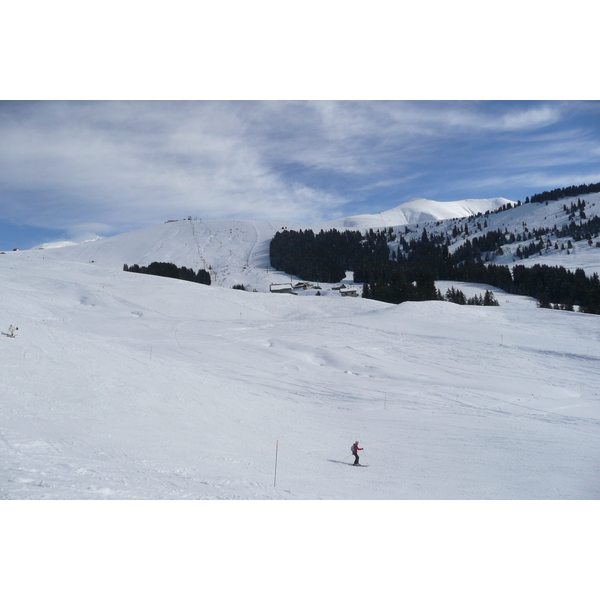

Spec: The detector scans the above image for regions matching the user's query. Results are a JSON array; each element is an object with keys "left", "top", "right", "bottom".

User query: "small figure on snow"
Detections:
[
  {"left": 351, "top": 440, "right": 363, "bottom": 465},
  {"left": 7, "top": 325, "right": 18, "bottom": 338}
]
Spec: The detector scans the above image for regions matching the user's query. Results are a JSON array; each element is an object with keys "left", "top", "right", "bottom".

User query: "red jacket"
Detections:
[{"left": 352, "top": 443, "right": 363, "bottom": 453}]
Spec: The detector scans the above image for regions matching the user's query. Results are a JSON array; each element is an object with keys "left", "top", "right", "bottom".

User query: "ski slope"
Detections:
[
  {"left": 2, "top": 240, "right": 599, "bottom": 499},
  {"left": 36, "top": 218, "right": 290, "bottom": 292}
]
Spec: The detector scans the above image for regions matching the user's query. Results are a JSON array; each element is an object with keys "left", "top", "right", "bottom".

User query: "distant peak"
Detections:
[{"left": 401, "top": 197, "right": 430, "bottom": 205}]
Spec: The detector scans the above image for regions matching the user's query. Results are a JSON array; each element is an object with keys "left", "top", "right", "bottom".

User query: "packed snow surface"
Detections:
[{"left": 2, "top": 237, "right": 599, "bottom": 499}]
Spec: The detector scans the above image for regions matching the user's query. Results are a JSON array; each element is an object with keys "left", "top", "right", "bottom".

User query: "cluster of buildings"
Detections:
[{"left": 269, "top": 282, "right": 359, "bottom": 297}]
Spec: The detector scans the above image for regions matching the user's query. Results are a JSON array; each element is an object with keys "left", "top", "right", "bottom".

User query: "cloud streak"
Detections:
[{"left": 0, "top": 102, "right": 347, "bottom": 235}]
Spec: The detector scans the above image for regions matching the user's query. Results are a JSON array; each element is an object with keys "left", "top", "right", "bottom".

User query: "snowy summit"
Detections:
[{"left": 315, "top": 197, "right": 513, "bottom": 230}]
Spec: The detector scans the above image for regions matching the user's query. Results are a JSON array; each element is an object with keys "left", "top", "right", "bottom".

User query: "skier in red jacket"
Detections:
[{"left": 351, "top": 441, "right": 363, "bottom": 465}]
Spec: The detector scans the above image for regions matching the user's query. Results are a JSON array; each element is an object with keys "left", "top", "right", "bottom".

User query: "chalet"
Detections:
[
  {"left": 293, "top": 282, "right": 321, "bottom": 291},
  {"left": 340, "top": 288, "right": 359, "bottom": 297},
  {"left": 270, "top": 283, "right": 296, "bottom": 294}
]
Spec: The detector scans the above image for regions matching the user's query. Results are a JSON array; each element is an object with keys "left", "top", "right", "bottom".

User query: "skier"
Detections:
[
  {"left": 351, "top": 441, "right": 363, "bottom": 465},
  {"left": 7, "top": 325, "right": 18, "bottom": 338}
]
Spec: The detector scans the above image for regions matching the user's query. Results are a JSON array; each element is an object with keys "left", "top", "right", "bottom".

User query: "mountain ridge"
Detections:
[
  {"left": 313, "top": 197, "right": 513, "bottom": 230},
  {"left": 34, "top": 193, "right": 600, "bottom": 292}
]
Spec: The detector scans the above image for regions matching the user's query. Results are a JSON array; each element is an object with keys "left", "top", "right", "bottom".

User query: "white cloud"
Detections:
[
  {"left": 379, "top": 101, "right": 564, "bottom": 133},
  {"left": 499, "top": 105, "right": 563, "bottom": 130},
  {"left": 451, "top": 171, "right": 600, "bottom": 195},
  {"left": 0, "top": 102, "right": 347, "bottom": 234},
  {"left": 356, "top": 173, "right": 425, "bottom": 192}
]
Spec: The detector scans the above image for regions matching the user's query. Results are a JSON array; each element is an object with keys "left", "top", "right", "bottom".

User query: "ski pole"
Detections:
[{"left": 274, "top": 439, "right": 279, "bottom": 487}]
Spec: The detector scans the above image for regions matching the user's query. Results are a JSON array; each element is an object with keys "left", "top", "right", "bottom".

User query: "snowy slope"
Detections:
[
  {"left": 491, "top": 192, "right": 600, "bottom": 275},
  {"left": 387, "top": 192, "right": 600, "bottom": 277},
  {"left": 34, "top": 218, "right": 295, "bottom": 293},
  {"left": 1, "top": 244, "right": 599, "bottom": 499}
]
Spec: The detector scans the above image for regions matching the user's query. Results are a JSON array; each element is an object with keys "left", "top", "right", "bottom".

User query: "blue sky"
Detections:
[{"left": 1, "top": 100, "right": 599, "bottom": 250}]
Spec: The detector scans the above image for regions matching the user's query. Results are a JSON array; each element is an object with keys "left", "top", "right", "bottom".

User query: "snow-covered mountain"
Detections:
[
  {"left": 314, "top": 197, "right": 513, "bottom": 230},
  {"left": 25, "top": 198, "right": 519, "bottom": 293},
  {"left": 35, "top": 193, "right": 600, "bottom": 285},
  {"left": 2, "top": 194, "right": 600, "bottom": 500},
  {"left": 35, "top": 218, "right": 288, "bottom": 292}
]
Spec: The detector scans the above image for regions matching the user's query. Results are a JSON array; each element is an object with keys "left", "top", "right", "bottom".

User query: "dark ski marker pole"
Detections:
[{"left": 274, "top": 439, "right": 279, "bottom": 487}]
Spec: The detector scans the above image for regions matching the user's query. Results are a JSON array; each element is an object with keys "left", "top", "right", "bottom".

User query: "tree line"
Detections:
[
  {"left": 269, "top": 228, "right": 386, "bottom": 283},
  {"left": 269, "top": 225, "right": 600, "bottom": 313},
  {"left": 525, "top": 182, "right": 600, "bottom": 204},
  {"left": 123, "top": 262, "right": 211, "bottom": 285},
  {"left": 444, "top": 287, "right": 500, "bottom": 306}
]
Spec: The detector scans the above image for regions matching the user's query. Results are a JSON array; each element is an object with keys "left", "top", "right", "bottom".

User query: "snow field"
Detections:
[{"left": 1, "top": 250, "right": 599, "bottom": 500}]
